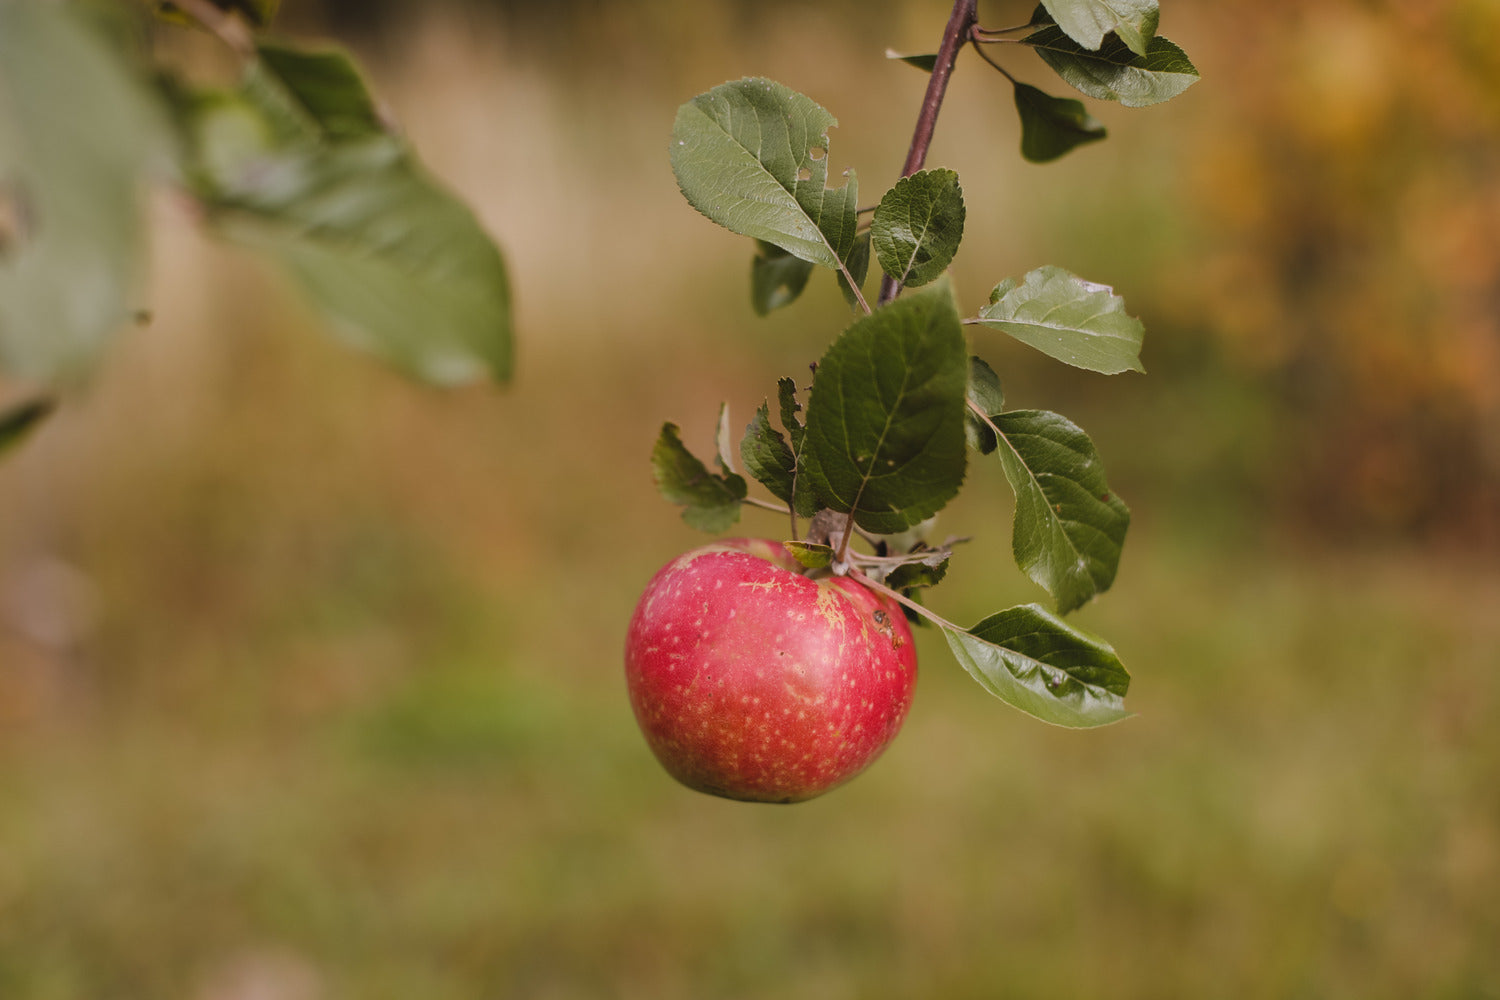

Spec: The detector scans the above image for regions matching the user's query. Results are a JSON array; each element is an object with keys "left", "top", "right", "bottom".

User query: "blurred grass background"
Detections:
[{"left": 2, "top": 0, "right": 1499, "bottom": 996}]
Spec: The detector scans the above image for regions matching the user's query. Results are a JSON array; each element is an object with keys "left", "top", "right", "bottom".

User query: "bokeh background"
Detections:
[{"left": 3, "top": 0, "right": 1499, "bottom": 996}]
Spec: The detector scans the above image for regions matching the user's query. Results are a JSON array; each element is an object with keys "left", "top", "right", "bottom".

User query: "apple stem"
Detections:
[{"left": 847, "top": 568, "right": 963, "bottom": 633}]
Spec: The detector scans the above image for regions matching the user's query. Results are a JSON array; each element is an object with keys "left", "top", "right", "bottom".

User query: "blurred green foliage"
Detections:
[{"left": 1, "top": 1, "right": 1498, "bottom": 996}]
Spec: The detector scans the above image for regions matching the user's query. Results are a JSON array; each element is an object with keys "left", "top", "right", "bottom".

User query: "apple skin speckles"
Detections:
[{"left": 625, "top": 538, "right": 917, "bottom": 803}]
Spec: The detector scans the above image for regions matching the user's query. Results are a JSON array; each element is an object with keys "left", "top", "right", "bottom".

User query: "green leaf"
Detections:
[
  {"left": 172, "top": 44, "right": 513, "bottom": 385},
  {"left": 251, "top": 42, "right": 384, "bottom": 140},
  {"left": 785, "top": 541, "right": 834, "bottom": 570},
  {"left": 979, "top": 408, "right": 1130, "bottom": 614},
  {"left": 1039, "top": 0, "right": 1158, "bottom": 56},
  {"left": 964, "top": 356, "right": 1005, "bottom": 454},
  {"left": 885, "top": 49, "right": 939, "bottom": 73},
  {"left": 941, "top": 603, "right": 1130, "bottom": 728},
  {"left": 977, "top": 266, "right": 1145, "bottom": 374},
  {"left": 652, "top": 423, "right": 747, "bottom": 533},
  {"left": 1014, "top": 82, "right": 1107, "bottom": 163},
  {"left": 0, "top": 397, "right": 53, "bottom": 457},
  {"left": 750, "top": 240, "right": 814, "bottom": 316},
  {"left": 670, "top": 78, "right": 860, "bottom": 276},
  {"left": 778, "top": 376, "right": 807, "bottom": 454},
  {"left": 743, "top": 390, "right": 818, "bottom": 517},
  {"left": 0, "top": 1, "right": 164, "bottom": 381},
  {"left": 838, "top": 229, "right": 872, "bottom": 310},
  {"left": 1022, "top": 24, "right": 1198, "bottom": 107},
  {"left": 740, "top": 402, "right": 796, "bottom": 509},
  {"left": 885, "top": 555, "right": 949, "bottom": 592},
  {"left": 871, "top": 169, "right": 966, "bottom": 289},
  {"left": 714, "top": 402, "right": 738, "bottom": 474},
  {"left": 802, "top": 282, "right": 968, "bottom": 534}
]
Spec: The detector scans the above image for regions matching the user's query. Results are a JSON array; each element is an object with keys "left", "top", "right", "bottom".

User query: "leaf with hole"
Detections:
[
  {"left": 1039, "top": 0, "right": 1158, "bottom": 56},
  {"left": 1014, "top": 82, "right": 1107, "bottom": 162},
  {"left": 977, "top": 408, "right": 1129, "bottom": 614},
  {"left": 671, "top": 78, "right": 860, "bottom": 279},
  {"left": 977, "top": 266, "right": 1144, "bottom": 374},
  {"left": 941, "top": 603, "right": 1130, "bottom": 727},
  {"left": 871, "top": 169, "right": 966, "bottom": 289},
  {"left": 1022, "top": 23, "right": 1198, "bottom": 107},
  {"left": 653, "top": 422, "right": 747, "bottom": 533},
  {"left": 801, "top": 282, "right": 968, "bottom": 534}
]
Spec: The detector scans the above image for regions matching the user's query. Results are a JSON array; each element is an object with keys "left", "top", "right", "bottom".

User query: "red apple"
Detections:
[{"left": 625, "top": 538, "right": 918, "bottom": 803}]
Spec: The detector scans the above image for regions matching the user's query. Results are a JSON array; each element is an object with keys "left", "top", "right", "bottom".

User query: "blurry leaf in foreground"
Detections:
[
  {"left": 0, "top": 0, "right": 164, "bottom": 382},
  {"left": 0, "top": 397, "right": 54, "bottom": 457},
  {"left": 155, "top": 0, "right": 280, "bottom": 30},
  {"left": 168, "top": 41, "right": 513, "bottom": 385}
]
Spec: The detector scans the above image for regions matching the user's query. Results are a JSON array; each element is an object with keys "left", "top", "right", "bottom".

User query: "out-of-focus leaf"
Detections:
[
  {"left": 171, "top": 42, "right": 512, "bottom": 385},
  {"left": 1039, "top": 0, "right": 1158, "bottom": 56},
  {"left": 885, "top": 49, "right": 939, "bottom": 72},
  {"left": 0, "top": 1, "right": 164, "bottom": 381},
  {"left": 671, "top": 78, "right": 859, "bottom": 275},
  {"left": 979, "top": 408, "right": 1130, "bottom": 613},
  {"left": 0, "top": 397, "right": 54, "bottom": 457},
  {"left": 1023, "top": 23, "right": 1198, "bottom": 107},
  {"left": 941, "top": 603, "right": 1131, "bottom": 727},
  {"left": 652, "top": 422, "right": 747, "bottom": 533},
  {"left": 978, "top": 266, "right": 1144, "bottom": 374},
  {"left": 155, "top": 0, "right": 279, "bottom": 29},
  {"left": 1014, "top": 82, "right": 1107, "bottom": 162},
  {"left": 251, "top": 42, "right": 383, "bottom": 139},
  {"left": 802, "top": 282, "right": 968, "bottom": 534},
  {"left": 750, "top": 240, "right": 814, "bottom": 316},
  {"left": 871, "top": 169, "right": 966, "bottom": 288}
]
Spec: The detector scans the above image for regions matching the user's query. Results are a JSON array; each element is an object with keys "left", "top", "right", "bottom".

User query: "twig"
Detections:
[
  {"left": 878, "top": 0, "right": 979, "bottom": 306},
  {"left": 166, "top": 0, "right": 255, "bottom": 57},
  {"left": 847, "top": 568, "right": 963, "bottom": 632},
  {"left": 969, "top": 29, "right": 1019, "bottom": 84}
]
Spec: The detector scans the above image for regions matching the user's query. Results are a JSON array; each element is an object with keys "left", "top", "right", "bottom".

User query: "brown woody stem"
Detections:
[{"left": 877, "top": 0, "right": 979, "bottom": 306}]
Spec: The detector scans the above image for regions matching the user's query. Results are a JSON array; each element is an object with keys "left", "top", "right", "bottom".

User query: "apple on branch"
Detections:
[{"left": 625, "top": 538, "right": 917, "bottom": 804}]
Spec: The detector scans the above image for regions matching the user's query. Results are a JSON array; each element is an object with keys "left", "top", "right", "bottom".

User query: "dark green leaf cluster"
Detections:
[
  {"left": 659, "top": 63, "right": 1164, "bottom": 728},
  {"left": 0, "top": 0, "right": 513, "bottom": 403}
]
